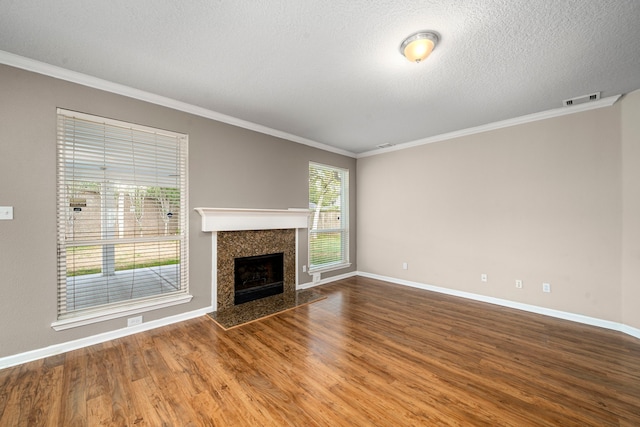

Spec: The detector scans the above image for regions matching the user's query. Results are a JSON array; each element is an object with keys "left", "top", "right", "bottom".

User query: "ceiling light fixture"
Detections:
[{"left": 399, "top": 31, "right": 439, "bottom": 63}]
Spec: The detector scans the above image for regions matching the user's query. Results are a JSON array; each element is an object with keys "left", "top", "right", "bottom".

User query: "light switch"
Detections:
[{"left": 0, "top": 206, "right": 13, "bottom": 220}]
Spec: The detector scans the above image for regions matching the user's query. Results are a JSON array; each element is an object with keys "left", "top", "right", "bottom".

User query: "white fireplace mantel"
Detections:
[
  {"left": 194, "top": 207, "right": 310, "bottom": 232},
  {"left": 195, "top": 207, "right": 310, "bottom": 311}
]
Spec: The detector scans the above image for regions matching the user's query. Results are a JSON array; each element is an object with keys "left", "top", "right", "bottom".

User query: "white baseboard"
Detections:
[
  {"left": 2, "top": 269, "right": 357, "bottom": 370},
  {"left": 4, "top": 271, "right": 639, "bottom": 370},
  {"left": 297, "top": 270, "right": 358, "bottom": 290},
  {"left": 0, "top": 306, "right": 213, "bottom": 370},
  {"left": 621, "top": 324, "right": 640, "bottom": 340},
  {"left": 2, "top": 268, "right": 357, "bottom": 370},
  {"left": 358, "top": 271, "right": 640, "bottom": 340}
]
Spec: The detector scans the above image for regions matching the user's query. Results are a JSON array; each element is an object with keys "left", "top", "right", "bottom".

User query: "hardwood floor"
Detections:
[{"left": 1, "top": 276, "right": 639, "bottom": 426}]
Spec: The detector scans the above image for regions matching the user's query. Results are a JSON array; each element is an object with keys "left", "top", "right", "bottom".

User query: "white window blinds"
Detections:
[
  {"left": 56, "top": 109, "right": 188, "bottom": 319},
  {"left": 309, "top": 162, "right": 349, "bottom": 272}
]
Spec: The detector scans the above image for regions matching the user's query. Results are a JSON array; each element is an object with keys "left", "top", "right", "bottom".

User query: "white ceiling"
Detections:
[{"left": 1, "top": 0, "right": 639, "bottom": 155}]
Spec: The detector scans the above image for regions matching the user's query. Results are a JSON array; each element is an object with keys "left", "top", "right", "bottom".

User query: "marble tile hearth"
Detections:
[{"left": 208, "top": 289, "right": 324, "bottom": 330}]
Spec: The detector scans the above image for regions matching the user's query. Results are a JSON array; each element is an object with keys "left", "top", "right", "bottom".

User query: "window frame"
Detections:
[
  {"left": 52, "top": 109, "right": 191, "bottom": 330},
  {"left": 308, "top": 162, "right": 350, "bottom": 273}
]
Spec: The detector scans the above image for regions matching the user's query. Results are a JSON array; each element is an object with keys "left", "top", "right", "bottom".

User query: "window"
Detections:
[
  {"left": 309, "top": 162, "right": 349, "bottom": 272},
  {"left": 54, "top": 109, "right": 189, "bottom": 328}
]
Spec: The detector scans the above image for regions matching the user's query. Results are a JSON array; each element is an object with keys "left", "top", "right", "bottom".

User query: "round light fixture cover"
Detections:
[{"left": 400, "top": 31, "right": 439, "bottom": 63}]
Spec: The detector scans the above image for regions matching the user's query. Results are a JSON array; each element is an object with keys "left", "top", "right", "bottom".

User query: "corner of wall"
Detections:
[{"left": 621, "top": 89, "right": 640, "bottom": 330}]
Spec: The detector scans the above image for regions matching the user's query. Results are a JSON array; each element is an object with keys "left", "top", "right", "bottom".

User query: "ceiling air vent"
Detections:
[
  {"left": 563, "top": 92, "right": 600, "bottom": 107},
  {"left": 376, "top": 143, "right": 394, "bottom": 149}
]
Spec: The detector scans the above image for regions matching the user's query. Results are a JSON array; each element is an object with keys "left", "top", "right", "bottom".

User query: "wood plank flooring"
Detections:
[{"left": 1, "top": 276, "right": 639, "bottom": 426}]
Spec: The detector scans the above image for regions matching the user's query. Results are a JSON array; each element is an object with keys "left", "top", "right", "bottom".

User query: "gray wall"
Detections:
[
  {"left": 1, "top": 60, "right": 637, "bottom": 361},
  {"left": 358, "top": 97, "right": 638, "bottom": 327},
  {"left": 0, "top": 64, "right": 357, "bottom": 358}
]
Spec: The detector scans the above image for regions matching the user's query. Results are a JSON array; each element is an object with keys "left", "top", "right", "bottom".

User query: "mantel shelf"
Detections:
[{"left": 194, "top": 207, "right": 310, "bottom": 232}]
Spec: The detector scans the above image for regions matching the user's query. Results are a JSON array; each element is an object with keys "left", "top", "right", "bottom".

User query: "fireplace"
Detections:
[
  {"left": 216, "top": 228, "right": 296, "bottom": 310},
  {"left": 234, "top": 252, "right": 284, "bottom": 305},
  {"left": 194, "top": 207, "right": 310, "bottom": 312}
]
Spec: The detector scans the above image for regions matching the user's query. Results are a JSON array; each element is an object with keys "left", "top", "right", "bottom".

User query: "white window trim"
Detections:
[
  {"left": 308, "top": 261, "right": 352, "bottom": 274},
  {"left": 308, "top": 162, "right": 350, "bottom": 273},
  {"left": 54, "top": 109, "right": 190, "bottom": 328},
  {"left": 51, "top": 293, "right": 193, "bottom": 331}
]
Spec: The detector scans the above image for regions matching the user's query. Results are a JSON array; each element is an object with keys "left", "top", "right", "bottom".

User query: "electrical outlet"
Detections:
[
  {"left": 402, "top": 262, "right": 408, "bottom": 270},
  {"left": 515, "top": 280, "right": 523, "bottom": 289},
  {"left": 0, "top": 206, "right": 13, "bottom": 220},
  {"left": 481, "top": 273, "right": 488, "bottom": 282},
  {"left": 542, "top": 283, "right": 551, "bottom": 293},
  {"left": 313, "top": 273, "right": 321, "bottom": 283},
  {"left": 302, "top": 265, "right": 307, "bottom": 273},
  {"left": 127, "top": 316, "right": 143, "bottom": 327}
]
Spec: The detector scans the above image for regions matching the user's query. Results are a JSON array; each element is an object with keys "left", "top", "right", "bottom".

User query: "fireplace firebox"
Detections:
[{"left": 234, "top": 252, "right": 284, "bottom": 305}]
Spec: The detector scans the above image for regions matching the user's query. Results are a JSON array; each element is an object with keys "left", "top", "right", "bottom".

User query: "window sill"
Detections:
[
  {"left": 308, "top": 262, "right": 352, "bottom": 275},
  {"left": 51, "top": 293, "right": 193, "bottom": 331}
]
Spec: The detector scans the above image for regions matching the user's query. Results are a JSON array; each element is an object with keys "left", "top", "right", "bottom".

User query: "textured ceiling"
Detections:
[{"left": 1, "top": 0, "right": 639, "bottom": 155}]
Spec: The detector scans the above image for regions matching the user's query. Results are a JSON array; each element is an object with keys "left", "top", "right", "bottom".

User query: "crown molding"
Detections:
[
  {"left": 0, "top": 50, "right": 622, "bottom": 161},
  {"left": 0, "top": 50, "right": 357, "bottom": 158},
  {"left": 358, "top": 94, "right": 622, "bottom": 158}
]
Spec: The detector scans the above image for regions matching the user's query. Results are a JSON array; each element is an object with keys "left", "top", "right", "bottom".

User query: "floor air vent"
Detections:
[{"left": 563, "top": 92, "right": 600, "bottom": 107}]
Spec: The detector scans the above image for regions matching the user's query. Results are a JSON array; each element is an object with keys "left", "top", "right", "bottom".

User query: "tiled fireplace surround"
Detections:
[
  {"left": 195, "top": 208, "right": 309, "bottom": 312},
  {"left": 217, "top": 229, "right": 295, "bottom": 310}
]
